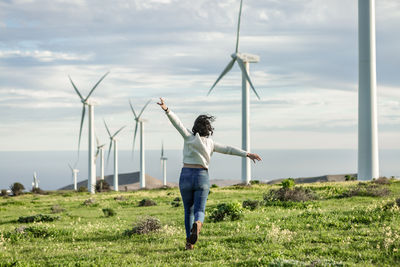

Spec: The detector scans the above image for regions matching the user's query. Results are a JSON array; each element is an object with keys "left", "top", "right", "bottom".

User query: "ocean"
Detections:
[{"left": 0, "top": 149, "right": 399, "bottom": 190}]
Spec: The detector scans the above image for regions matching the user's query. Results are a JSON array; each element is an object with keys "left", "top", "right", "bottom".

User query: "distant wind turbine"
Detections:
[
  {"left": 160, "top": 142, "right": 168, "bottom": 186},
  {"left": 32, "top": 172, "right": 39, "bottom": 189},
  {"left": 68, "top": 164, "right": 79, "bottom": 191},
  {"left": 129, "top": 99, "right": 151, "bottom": 189},
  {"left": 207, "top": 0, "right": 260, "bottom": 185},
  {"left": 69, "top": 71, "right": 109, "bottom": 194},
  {"left": 95, "top": 136, "right": 106, "bottom": 181},
  {"left": 104, "top": 120, "right": 126, "bottom": 192}
]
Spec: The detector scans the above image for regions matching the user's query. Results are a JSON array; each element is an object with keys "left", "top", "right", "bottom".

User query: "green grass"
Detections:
[{"left": 0, "top": 181, "right": 400, "bottom": 266}]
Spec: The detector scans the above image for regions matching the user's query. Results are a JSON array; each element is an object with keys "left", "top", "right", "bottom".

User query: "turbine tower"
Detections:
[
  {"left": 104, "top": 120, "right": 125, "bottom": 192},
  {"left": 68, "top": 164, "right": 79, "bottom": 191},
  {"left": 69, "top": 72, "right": 109, "bottom": 194},
  {"left": 129, "top": 100, "right": 151, "bottom": 189},
  {"left": 160, "top": 142, "right": 168, "bottom": 186},
  {"left": 358, "top": 0, "right": 379, "bottom": 180},
  {"left": 32, "top": 172, "right": 39, "bottom": 189},
  {"left": 95, "top": 137, "right": 106, "bottom": 181},
  {"left": 207, "top": 0, "right": 260, "bottom": 185}
]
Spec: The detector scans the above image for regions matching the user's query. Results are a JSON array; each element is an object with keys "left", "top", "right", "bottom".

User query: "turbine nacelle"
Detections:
[{"left": 232, "top": 52, "right": 260, "bottom": 63}]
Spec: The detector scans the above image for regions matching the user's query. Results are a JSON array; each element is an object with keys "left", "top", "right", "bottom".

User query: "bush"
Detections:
[
  {"left": 345, "top": 175, "right": 357, "bottom": 181},
  {"left": 124, "top": 216, "right": 161, "bottom": 235},
  {"left": 32, "top": 187, "right": 47, "bottom": 195},
  {"left": 51, "top": 205, "right": 65, "bottom": 214},
  {"left": 78, "top": 186, "right": 87, "bottom": 192},
  {"left": 138, "top": 199, "right": 157, "bottom": 207},
  {"left": 396, "top": 198, "right": 400, "bottom": 207},
  {"left": 250, "top": 180, "right": 260, "bottom": 185},
  {"left": 281, "top": 178, "right": 295, "bottom": 189},
  {"left": 102, "top": 208, "right": 116, "bottom": 217},
  {"left": 242, "top": 199, "right": 260, "bottom": 210},
  {"left": 1, "top": 189, "right": 8, "bottom": 196},
  {"left": 83, "top": 198, "right": 96, "bottom": 206},
  {"left": 10, "top": 182, "right": 25, "bottom": 196},
  {"left": 211, "top": 184, "right": 218, "bottom": 188},
  {"left": 17, "top": 214, "right": 60, "bottom": 223},
  {"left": 209, "top": 202, "right": 243, "bottom": 222},
  {"left": 373, "top": 177, "right": 390, "bottom": 185},
  {"left": 264, "top": 187, "right": 317, "bottom": 203},
  {"left": 95, "top": 180, "right": 110, "bottom": 192},
  {"left": 171, "top": 197, "right": 181, "bottom": 207},
  {"left": 339, "top": 184, "right": 390, "bottom": 198}
]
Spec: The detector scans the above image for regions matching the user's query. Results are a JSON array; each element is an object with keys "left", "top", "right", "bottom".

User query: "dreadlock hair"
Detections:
[{"left": 192, "top": 115, "right": 215, "bottom": 137}]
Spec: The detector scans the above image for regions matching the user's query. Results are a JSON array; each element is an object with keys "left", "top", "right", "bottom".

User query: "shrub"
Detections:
[
  {"left": 373, "top": 177, "right": 390, "bottom": 185},
  {"left": 250, "top": 180, "right": 260, "bottom": 185},
  {"left": 339, "top": 184, "right": 390, "bottom": 198},
  {"left": 17, "top": 214, "right": 60, "bottom": 223},
  {"left": 102, "top": 208, "right": 116, "bottom": 217},
  {"left": 264, "top": 187, "right": 317, "bottom": 203},
  {"left": 114, "top": 196, "right": 126, "bottom": 201},
  {"left": 32, "top": 187, "right": 47, "bottom": 195},
  {"left": 78, "top": 186, "right": 87, "bottom": 192},
  {"left": 138, "top": 199, "right": 157, "bottom": 207},
  {"left": 83, "top": 198, "right": 96, "bottom": 206},
  {"left": 209, "top": 202, "right": 243, "bottom": 222},
  {"left": 51, "top": 205, "right": 65, "bottom": 214},
  {"left": 211, "top": 184, "right": 218, "bottom": 188},
  {"left": 281, "top": 178, "right": 295, "bottom": 189},
  {"left": 345, "top": 175, "right": 357, "bottom": 181},
  {"left": 171, "top": 197, "right": 181, "bottom": 207},
  {"left": 242, "top": 199, "right": 260, "bottom": 210},
  {"left": 95, "top": 180, "right": 110, "bottom": 192},
  {"left": 1, "top": 189, "right": 8, "bottom": 196},
  {"left": 396, "top": 198, "right": 400, "bottom": 207},
  {"left": 124, "top": 216, "right": 161, "bottom": 235},
  {"left": 10, "top": 182, "right": 25, "bottom": 196}
]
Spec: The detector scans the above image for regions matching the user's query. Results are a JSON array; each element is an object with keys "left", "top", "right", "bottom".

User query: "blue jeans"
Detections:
[{"left": 179, "top": 167, "right": 210, "bottom": 238}]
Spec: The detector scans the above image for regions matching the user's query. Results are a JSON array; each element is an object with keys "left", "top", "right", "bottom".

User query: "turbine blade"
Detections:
[
  {"left": 207, "top": 58, "right": 236, "bottom": 95},
  {"left": 132, "top": 121, "right": 139, "bottom": 157},
  {"left": 68, "top": 164, "right": 73, "bottom": 171},
  {"left": 95, "top": 148, "right": 100, "bottom": 161},
  {"left": 161, "top": 141, "right": 164, "bottom": 157},
  {"left": 235, "top": 0, "right": 243, "bottom": 53},
  {"left": 85, "top": 71, "right": 110, "bottom": 101},
  {"left": 138, "top": 99, "right": 151, "bottom": 119},
  {"left": 103, "top": 120, "right": 112, "bottom": 137},
  {"left": 112, "top": 126, "right": 126, "bottom": 138},
  {"left": 237, "top": 58, "right": 261, "bottom": 100},
  {"left": 129, "top": 100, "right": 138, "bottom": 118},
  {"left": 78, "top": 104, "right": 86, "bottom": 153},
  {"left": 96, "top": 135, "right": 99, "bottom": 147},
  {"left": 107, "top": 141, "right": 112, "bottom": 165},
  {"left": 69, "top": 76, "right": 84, "bottom": 101}
]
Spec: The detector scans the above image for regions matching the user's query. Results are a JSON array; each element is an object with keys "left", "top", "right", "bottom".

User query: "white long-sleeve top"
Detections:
[{"left": 165, "top": 110, "right": 248, "bottom": 169}]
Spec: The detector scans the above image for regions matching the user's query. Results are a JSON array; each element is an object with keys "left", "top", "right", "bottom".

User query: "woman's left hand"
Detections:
[
  {"left": 247, "top": 153, "right": 262, "bottom": 163},
  {"left": 157, "top": 97, "right": 168, "bottom": 111}
]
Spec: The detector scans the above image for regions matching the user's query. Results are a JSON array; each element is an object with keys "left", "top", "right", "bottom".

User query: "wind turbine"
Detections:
[
  {"left": 68, "top": 164, "right": 79, "bottom": 191},
  {"left": 95, "top": 136, "right": 106, "bottom": 181},
  {"left": 160, "top": 142, "right": 168, "bottom": 186},
  {"left": 129, "top": 99, "right": 151, "bottom": 189},
  {"left": 32, "top": 172, "right": 39, "bottom": 189},
  {"left": 358, "top": 0, "right": 379, "bottom": 180},
  {"left": 69, "top": 71, "right": 109, "bottom": 194},
  {"left": 104, "top": 120, "right": 126, "bottom": 192},
  {"left": 207, "top": 0, "right": 260, "bottom": 185}
]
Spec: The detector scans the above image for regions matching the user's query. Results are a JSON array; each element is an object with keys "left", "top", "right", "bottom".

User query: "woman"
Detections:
[{"left": 157, "top": 98, "right": 261, "bottom": 250}]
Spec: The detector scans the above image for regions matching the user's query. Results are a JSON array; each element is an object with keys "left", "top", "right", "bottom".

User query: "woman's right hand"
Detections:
[
  {"left": 157, "top": 97, "right": 168, "bottom": 111},
  {"left": 247, "top": 153, "right": 262, "bottom": 163}
]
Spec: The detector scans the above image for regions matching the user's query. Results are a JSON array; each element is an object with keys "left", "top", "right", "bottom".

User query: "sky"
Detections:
[{"left": 0, "top": 0, "right": 399, "bottom": 154}]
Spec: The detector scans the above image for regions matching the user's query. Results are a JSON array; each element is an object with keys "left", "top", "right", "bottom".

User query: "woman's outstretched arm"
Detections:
[
  {"left": 214, "top": 142, "right": 262, "bottom": 163},
  {"left": 157, "top": 98, "right": 192, "bottom": 139}
]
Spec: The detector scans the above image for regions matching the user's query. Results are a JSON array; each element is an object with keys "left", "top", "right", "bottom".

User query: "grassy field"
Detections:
[{"left": 0, "top": 180, "right": 399, "bottom": 266}]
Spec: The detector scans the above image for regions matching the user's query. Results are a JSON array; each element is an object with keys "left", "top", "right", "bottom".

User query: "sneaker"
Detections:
[{"left": 185, "top": 238, "right": 194, "bottom": 250}]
